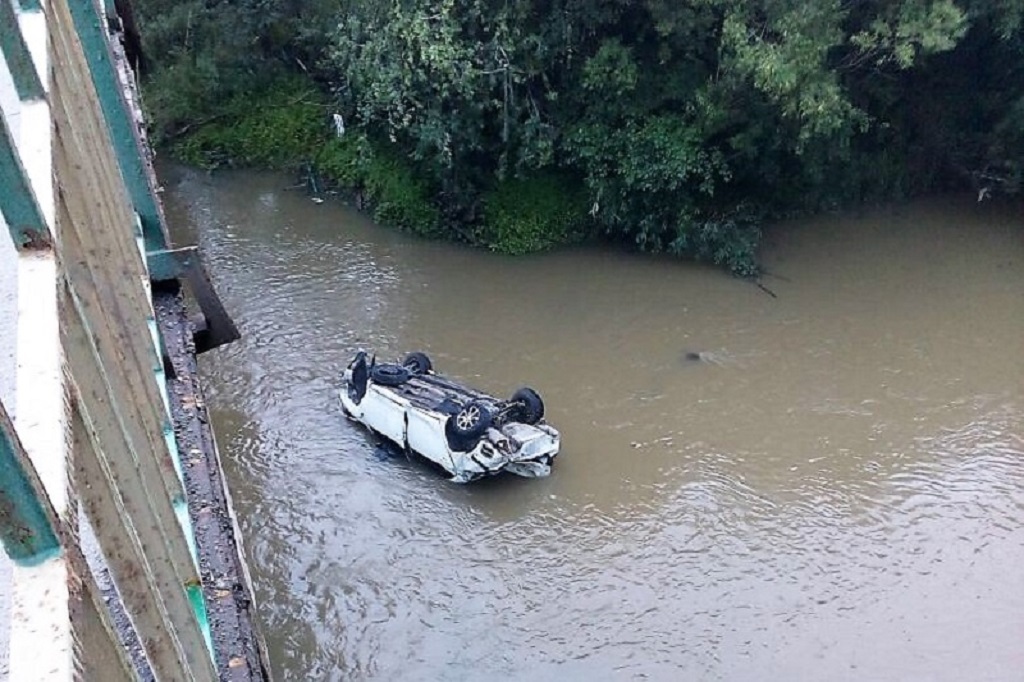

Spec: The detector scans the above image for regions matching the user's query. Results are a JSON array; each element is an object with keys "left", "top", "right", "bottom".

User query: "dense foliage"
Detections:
[{"left": 132, "top": 0, "right": 1024, "bottom": 273}]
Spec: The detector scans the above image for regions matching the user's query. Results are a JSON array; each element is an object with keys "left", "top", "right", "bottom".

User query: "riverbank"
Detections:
[
  {"left": 153, "top": 78, "right": 595, "bottom": 262},
  {"left": 146, "top": 71, "right": 779, "bottom": 277},
  {"left": 132, "top": 0, "right": 1024, "bottom": 281}
]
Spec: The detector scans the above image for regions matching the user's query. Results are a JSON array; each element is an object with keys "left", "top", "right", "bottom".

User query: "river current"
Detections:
[{"left": 162, "top": 165, "right": 1024, "bottom": 681}]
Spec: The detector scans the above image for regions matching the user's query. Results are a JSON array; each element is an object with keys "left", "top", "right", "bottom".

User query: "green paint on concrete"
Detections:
[
  {"left": 146, "top": 247, "right": 199, "bottom": 282},
  {"left": 0, "top": 115, "right": 50, "bottom": 249},
  {"left": 179, "top": 497, "right": 214, "bottom": 656},
  {"left": 66, "top": 0, "right": 169, "bottom": 253},
  {"left": 0, "top": 403, "right": 61, "bottom": 567},
  {"left": 187, "top": 581, "right": 215, "bottom": 656},
  {"left": 0, "top": 1, "right": 44, "bottom": 100}
]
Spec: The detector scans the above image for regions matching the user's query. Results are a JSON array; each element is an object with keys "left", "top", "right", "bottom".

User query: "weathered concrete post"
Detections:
[
  {"left": 2, "top": 3, "right": 134, "bottom": 677},
  {"left": 1, "top": 0, "right": 266, "bottom": 679}
]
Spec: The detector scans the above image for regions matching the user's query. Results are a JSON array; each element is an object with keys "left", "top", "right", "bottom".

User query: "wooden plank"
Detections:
[
  {"left": 47, "top": 1, "right": 217, "bottom": 675},
  {"left": 57, "top": 245, "right": 196, "bottom": 574},
  {"left": 48, "top": 11, "right": 160, "bottom": 387},
  {"left": 54, "top": 182, "right": 188, "bottom": 510},
  {"left": 58, "top": 249, "right": 215, "bottom": 679},
  {"left": 48, "top": 11, "right": 186, "bottom": 512},
  {"left": 69, "top": 391, "right": 211, "bottom": 681},
  {"left": 63, "top": 504, "right": 137, "bottom": 682},
  {"left": 68, "top": 556, "right": 138, "bottom": 682},
  {"left": 63, "top": 0, "right": 168, "bottom": 253}
]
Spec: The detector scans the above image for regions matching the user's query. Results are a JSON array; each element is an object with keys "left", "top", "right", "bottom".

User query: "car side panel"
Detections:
[
  {"left": 405, "top": 408, "right": 454, "bottom": 472},
  {"left": 360, "top": 387, "right": 409, "bottom": 445}
]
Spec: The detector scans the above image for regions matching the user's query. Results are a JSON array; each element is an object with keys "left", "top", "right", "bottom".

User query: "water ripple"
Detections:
[{"left": 159, "top": 168, "right": 1024, "bottom": 682}]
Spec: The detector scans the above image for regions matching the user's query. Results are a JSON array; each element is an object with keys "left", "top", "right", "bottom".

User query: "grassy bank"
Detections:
[{"left": 150, "top": 78, "right": 589, "bottom": 255}]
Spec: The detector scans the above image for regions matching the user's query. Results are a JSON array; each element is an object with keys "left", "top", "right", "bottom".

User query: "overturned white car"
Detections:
[{"left": 338, "top": 351, "right": 561, "bottom": 483}]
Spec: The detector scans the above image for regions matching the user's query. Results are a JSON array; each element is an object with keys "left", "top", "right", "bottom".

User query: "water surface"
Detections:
[{"left": 161, "top": 165, "right": 1024, "bottom": 681}]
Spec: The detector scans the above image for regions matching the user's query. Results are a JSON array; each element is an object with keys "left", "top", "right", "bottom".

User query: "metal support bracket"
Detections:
[{"left": 147, "top": 247, "right": 241, "bottom": 353}]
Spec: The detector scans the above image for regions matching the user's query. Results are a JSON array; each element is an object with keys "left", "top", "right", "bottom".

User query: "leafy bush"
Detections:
[
  {"left": 136, "top": 0, "right": 1024, "bottom": 274},
  {"left": 668, "top": 204, "right": 763, "bottom": 277},
  {"left": 481, "top": 173, "right": 591, "bottom": 255},
  {"left": 362, "top": 151, "right": 440, "bottom": 237},
  {"left": 316, "top": 135, "right": 440, "bottom": 236},
  {"left": 169, "top": 81, "right": 328, "bottom": 169},
  {"left": 315, "top": 135, "right": 373, "bottom": 187},
  {"left": 139, "top": 57, "right": 224, "bottom": 143}
]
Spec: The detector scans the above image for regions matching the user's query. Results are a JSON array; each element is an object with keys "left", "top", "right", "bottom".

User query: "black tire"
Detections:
[
  {"left": 444, "top": 418, "right": 472, "bottom": 452},
  {"left": 445, "top": 401, "right": 491, "bottom": 450},
  {"left": 370, "top": 363, "right": 411, "bottom": 386},
  {"left": 510, "top": 387, "right": 544, "bottom": 425},
  {"left": 347, "top": 352, "right": 369, "bottom": 403},
  {"left": 403, "top": 351, "right": 433, "bottom": 375}
]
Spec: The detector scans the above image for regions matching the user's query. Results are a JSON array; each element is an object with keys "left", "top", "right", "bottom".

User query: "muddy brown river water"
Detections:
[{"left": 160, "top": 164, "right": 1024, "bottom": 682}]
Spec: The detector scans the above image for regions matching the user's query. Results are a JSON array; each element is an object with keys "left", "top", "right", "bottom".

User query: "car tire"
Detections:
[
  {"left": 370, "top": 363, "right": 411, "bottom": 386},
  {"left": 511, "top": 387, "right": 544, "bottom": 425},
  {"left": 444, "top": 418, "right": 471, "bottom": 452},
  {"left": 403, "top": 351, "right": 433, "bottom": 375},
  {"left": 445, "top": 401, "right": 491, "bottom": 450}
]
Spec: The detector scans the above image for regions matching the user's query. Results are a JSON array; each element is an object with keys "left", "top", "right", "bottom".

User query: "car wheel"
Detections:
[
  {"left": 403, "top": 351, "right": 433, "bottom": 375},
  {"left": 444, "top": 419, "right": 470, "bottom": 452},
  {"left": 510, "top": 387, "right": 544, "bottom": 425},
  {"left": 370, "top": 363, "right": 411, "bottom": 386}
]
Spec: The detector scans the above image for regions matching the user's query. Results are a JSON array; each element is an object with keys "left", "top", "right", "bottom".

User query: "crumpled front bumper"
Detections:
[{"left": 448, "top": 424, "right": 560, "bottom": 483}]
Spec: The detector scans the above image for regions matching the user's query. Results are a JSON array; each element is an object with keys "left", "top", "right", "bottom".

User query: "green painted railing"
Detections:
[
  {"left": 0, "top": 115, "right": 49, "bottom": 248},
  {"left": 0, "top": 0, "right": 44, "bottom": 100},
  {"left": 0, "top": 404, "right": 61, "bottom": 567}
]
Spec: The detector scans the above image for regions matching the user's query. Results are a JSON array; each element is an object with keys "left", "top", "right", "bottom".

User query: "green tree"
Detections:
[{"left": 133, "top": 0, "right": 1024, "bottom": 272}]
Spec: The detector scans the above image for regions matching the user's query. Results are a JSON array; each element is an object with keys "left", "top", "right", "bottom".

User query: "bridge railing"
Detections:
[{"left": 1, "top": 0, "right": 260, "bottom": 679}]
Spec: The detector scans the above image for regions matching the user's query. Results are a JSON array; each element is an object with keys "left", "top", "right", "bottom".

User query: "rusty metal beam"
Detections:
[{"left": 147, "top": 247, "right": 241, "bottom": 352}]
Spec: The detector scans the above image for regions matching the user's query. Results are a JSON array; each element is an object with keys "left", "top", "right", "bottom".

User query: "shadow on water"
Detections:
[{"left": 162, "top": 163, "right": 1024, "bottom": 682}]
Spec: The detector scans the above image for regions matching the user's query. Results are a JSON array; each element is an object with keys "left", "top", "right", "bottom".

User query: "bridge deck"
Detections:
[{"left": 157, "top": 285, "right": 268, "bottom": 679}]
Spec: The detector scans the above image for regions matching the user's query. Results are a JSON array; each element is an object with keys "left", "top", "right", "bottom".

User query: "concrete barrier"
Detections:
[{"left": 0, "top": 0, "right": 266, "bottom": 678}]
